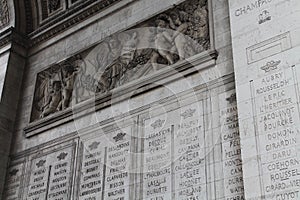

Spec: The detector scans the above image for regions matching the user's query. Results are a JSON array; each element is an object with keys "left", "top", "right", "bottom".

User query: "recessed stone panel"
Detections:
[
  {"left": 219, "top": 90, "right": 245, "bottom": 200},
  {"left": 2, "top": 161, "right": 25, "bottom": 200},
  {"left": 142, "top": 101, "right": 209, "bottom": 199},
  {"left": 77, "top": 126, "right": 133, "bottom": 200},
  {"left": 25, "top": 143, "right": 76, "bottom": 200},
  {"left": 104, "top": 129, "right": 132, "bottom": 200},
  {"left": 78, "top": 138, "right": 105, "bottom": 200},
  {"left": 229, "top": 0, "right": 300, "bottom": 198}
]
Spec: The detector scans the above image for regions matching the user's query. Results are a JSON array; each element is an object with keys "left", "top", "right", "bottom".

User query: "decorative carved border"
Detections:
[
  {"left": 0, "top": 27, "right": 29, "bottom": 49},
  {"left": 0, "top": 0, "right": 10, "bottom": 29},
  {"left": 37, "top": 0, "right": 67, "bottom": 25},
  {"left": 26, "top": 0, "right": 124, "bottom": 46}
]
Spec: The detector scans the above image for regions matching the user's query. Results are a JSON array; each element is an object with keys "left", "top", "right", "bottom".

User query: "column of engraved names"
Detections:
[
  {"left": 26, "top": 146, "right": 74, "bottom": 200},
  {"left": 252, "top": 68, "right": 300, "bottom": 199},
  {"left": 104, "top": 131, "right": 131, "bottom": 200},
  {"left": 173, "top": 104, "right": 206, "bottom": 199},
  {"left": 3, "top": 163, "right": 24, "bottom": 200},
  {"left": 79, "top": 139, "right": 105, "bottom": 200},
  {"left": 26, "top": 158, "right": 48, "bottom": 200},
  {"left": 47, "top": 151, "right": 74, "bottom": 199},
  {"left": 143, "top": 117, "right": 173, "bottom": 200},
  {"left": 220, "top": 93, "right": 244, "bottom": 200}
]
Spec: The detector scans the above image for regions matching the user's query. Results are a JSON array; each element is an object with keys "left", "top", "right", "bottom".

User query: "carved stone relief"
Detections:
[
  {"left": 31, "top": 0, "right": 210, "bottom": 121},
  {"left": 0, "top": 0, "right": 9, "bottom": 29},
  {"left": 48, "top": 0, "right": 62, "bottom": 14},
  {"left": 40, "top": 0, "right": 63, "bottom": 20}
]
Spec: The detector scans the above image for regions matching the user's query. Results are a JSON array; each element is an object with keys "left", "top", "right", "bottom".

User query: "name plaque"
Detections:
[
  {"left": 3, "top": 162, "right": 25, "bottom": 200},
  {"left": 78, "top": 126, "right": 133, "bottom": 200},
  {"left": 229, "top": 0, "right": 300, "bottom": 198},
  {"left": 143, "top": 116, "right": 173, "bottom": 200},
  {"left": 220, "top": 91, "right": 245, "bottom": 200},
  {"left": 142, "top": 102, "right": 207, "bottom": 199},
  {"left": 251, "top": 67, "right": 300, "bottom": 199},
  {"left": 79, "top": 138, "right": 105, "bottom": 200},
  {"left": 26, "top": 144, "right": 75, "bottom": 200},
  {"left": 173, "top": 105, "right": 206, "bottom": 200},
  {"left": 104, "top": 130, "right": 132, "bottom": 200}
]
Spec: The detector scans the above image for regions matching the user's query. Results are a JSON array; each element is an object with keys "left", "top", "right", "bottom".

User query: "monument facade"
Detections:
[
  {"left": 229, "top": 0, "right": 300, "bottom": 199},
  {"left": 0, "top": 0, "right": 297, "bottom": 199}
]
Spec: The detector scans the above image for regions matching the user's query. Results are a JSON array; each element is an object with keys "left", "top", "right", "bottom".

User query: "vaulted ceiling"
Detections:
[{"left": 10, "top": 0, "right": 121, "bottom": 46}]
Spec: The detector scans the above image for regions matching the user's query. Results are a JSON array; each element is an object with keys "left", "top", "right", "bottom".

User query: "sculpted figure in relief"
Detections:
[
  {"left": 168, "top": 11, "right": 193, "bottom": 59},
  {"left": 61, "top": 65, "right": 78, "bottom": 109},
  {"left": 190, "top": 4, "right": 209, "bottom": 50},
  {"left": 34, "top": 59, "right": 81, "bottom": 119},
  {"left": 73, "top": 57, "right": 94, "bottom": 103},
  {"left": 93, "top": 32, "right": 138, "bottom": 92},
  {"left": 154, "top": 16, "right": 176, "bottom": 66},
  {"left": 40, "top": 81, "right": 62, "bottom": 118},
  {"left": 32, "top": 0, "right": 209, "bottom": 121},
  {"left": 93, "top": 36, "right": 121, "bottom": 92}
]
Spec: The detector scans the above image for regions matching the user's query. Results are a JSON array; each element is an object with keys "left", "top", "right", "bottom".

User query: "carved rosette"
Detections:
[
  {"left": 0, "top": 0, "right": 10, "bottom": 29},
  {"left": 31, "top": 0, "right": 210, "bottom": 122}
]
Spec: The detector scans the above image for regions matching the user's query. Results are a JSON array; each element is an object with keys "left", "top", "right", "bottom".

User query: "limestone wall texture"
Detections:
[
  {"left": 229, "top": 0, "right": 300, "bottom": 199},
  {"left": 0, "top": 0, "right": 251, "bottom": 199}
]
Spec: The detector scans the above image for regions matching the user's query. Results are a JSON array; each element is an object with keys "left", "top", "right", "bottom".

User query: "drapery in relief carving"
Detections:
[{"left": 31, "top": 0, "right": 210, "bottom": 121}]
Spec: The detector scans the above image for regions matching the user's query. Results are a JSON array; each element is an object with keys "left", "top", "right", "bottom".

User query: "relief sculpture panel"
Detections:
[{"left": 31, "top": 0, "right": 210, "bottom": 122}]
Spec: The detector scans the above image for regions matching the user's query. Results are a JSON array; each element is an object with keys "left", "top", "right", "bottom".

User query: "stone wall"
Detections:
[
  {"left": 1, "top": 0, "right": 245, "bottom": 199},
  {"left": 229, "top": 0, "right": 300, "bottom": 199}
]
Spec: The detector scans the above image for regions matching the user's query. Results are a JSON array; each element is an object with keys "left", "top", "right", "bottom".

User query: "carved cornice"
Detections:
[
  {"left": 0, "top": 27, "right": 30, "bottom": 49},
  {"left": 26, "top": 0, "right": 122, "bottom": 46}
]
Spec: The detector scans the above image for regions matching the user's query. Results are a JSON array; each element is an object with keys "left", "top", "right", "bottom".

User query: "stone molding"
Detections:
[
  {"left": 25, "top": 0, "right": 124, "bottom": 46},
  {"left": 0, "top": 27, "right": 29, "bottom": 50},
  {"left": 24, "top": 50, "right": 218, "bottom": 137}
]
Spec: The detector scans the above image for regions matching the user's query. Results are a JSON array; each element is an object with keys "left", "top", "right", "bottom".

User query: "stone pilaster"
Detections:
[{"left": 0, "top": 27, "right": 28, "bottom": 197}]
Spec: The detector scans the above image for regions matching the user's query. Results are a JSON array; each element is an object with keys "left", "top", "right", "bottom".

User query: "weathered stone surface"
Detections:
[
  {"left": 0, "top": 0, "right": 246, "bottom": 199},
  {"left": 77, "top": 126, "right": 133, "bottom": 200},
  {"left": 30, "top": 0, "right": 211, "bottom": 122},
  {"left": 229, "top": 0, "right": 300, "bottom": 199},
  {"left": 2, "top": 161, "right": 25, "bottom": 200},
  {"left": 25, "top": 145, "right": 75, "bottom": 199}
]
